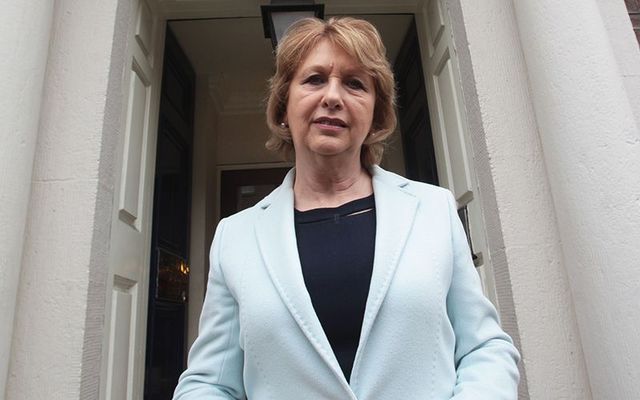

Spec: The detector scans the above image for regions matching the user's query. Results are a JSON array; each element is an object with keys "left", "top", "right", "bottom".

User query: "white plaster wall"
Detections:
[
  {"left": 513, "top": 1, "right": 640, "bottom": 398},
  {"left": 0, "top": 1, "right": 54, "bottom": 397},
  {"left": 188, "top": 76, "right": 219, "bottom": 347},
  {"left": 6, "top": 0, "right": 129, "bottom": 398},
  {"left": 451, "top": 0, "right": 591, "bottom": 398},
  {"left": 596, "top": 0, "right": 640, "bottom": 125}
]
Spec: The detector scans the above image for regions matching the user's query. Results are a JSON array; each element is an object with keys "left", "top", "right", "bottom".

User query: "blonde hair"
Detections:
[{"left": 265, "top": 17, "right": 397, "bottom": 167}]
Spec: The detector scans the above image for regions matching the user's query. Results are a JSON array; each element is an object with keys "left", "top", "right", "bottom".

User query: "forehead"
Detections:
[{"left": 297, "top": 38, "right": 366, "bottom": 74}]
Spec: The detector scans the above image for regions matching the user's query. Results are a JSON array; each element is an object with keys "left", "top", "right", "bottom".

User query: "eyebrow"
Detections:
[{"left": 298, "top": 65, "right": 370, "bottom": 79}]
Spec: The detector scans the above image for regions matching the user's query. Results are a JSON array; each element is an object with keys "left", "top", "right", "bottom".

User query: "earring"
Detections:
[{"left": 280, "top": 122, "right": 289, "bottom": 129}]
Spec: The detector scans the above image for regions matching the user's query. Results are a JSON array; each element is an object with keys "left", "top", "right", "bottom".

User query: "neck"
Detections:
[{"left": 293, "top": 155, "right": 373, "bottom": 211}]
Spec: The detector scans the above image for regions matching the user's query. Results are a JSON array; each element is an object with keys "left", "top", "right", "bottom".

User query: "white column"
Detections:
[
  {"left": 0, "top": 1, "right": 54, "bottom": 397},
  {"left": 5, "top": 0, "right": 129, "bottom": 399},
  {"left": 453, "top": 0, "right": 591, "bottom": 397},
  {"left": 514, "top": 1, "right": 640, "bottom": 398}
]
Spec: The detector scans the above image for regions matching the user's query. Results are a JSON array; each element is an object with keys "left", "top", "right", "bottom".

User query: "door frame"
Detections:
[{"left": 103, "top": 0, "right": 513, "bottom": 397}]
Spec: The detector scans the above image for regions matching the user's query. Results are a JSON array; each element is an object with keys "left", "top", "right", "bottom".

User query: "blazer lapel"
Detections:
[
  {"left": 254, "top": 169, "right": 355, "bottom": 395},
  {"left": 352, "top": 166, "right": 419, "bottom": 376}
]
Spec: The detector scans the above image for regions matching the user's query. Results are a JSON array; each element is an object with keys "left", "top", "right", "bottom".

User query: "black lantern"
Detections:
[{"left": 261, "top": 1, "right": 325, "bottom": 49}]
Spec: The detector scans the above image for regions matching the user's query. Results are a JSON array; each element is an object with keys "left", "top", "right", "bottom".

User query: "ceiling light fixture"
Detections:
[{"left": 261, "top": 0, "right": 325, "bottom": 49}]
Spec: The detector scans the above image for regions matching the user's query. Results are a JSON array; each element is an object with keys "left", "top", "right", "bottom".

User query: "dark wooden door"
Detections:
[
  {"left": 144, "top": 27, "right": 195, "bottom": 400},
  {"left": 394, "top": 18, "right": 439, "bottom": 185}
]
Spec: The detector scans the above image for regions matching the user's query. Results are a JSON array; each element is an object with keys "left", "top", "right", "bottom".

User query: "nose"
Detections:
[{"left": 321, "top": 78, "right": 343, "bottom": 110}]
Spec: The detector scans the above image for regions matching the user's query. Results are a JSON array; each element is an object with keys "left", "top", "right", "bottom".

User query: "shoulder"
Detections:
[
  {"left": 371, "top": 165, "right": 453, "bottom": 206},
  {"left": 219, "top": 187, "right": 280, "bottom": 234},
  {"left": 220, "top": 168, "right": 295, "bottom": 227}
]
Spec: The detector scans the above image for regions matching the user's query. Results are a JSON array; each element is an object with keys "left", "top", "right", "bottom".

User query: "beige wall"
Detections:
[
  {"left": 379, "top": 127, "right": 406, "bottom": 176},
  {"left": 215, "top": 111, "right": 406, "bottom": 172},
  {"left": 216, "top": 112, "right": 281, "bottom": 166},
  {"left": 188, "top": 76, "right": 219, "bottom": 347}
]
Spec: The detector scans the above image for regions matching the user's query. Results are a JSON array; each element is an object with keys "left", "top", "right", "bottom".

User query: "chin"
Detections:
[
  {"left": 312, "top": 142, "right": 350, "bottom": 155},
  {"left": 308, "top": 140, "right": 346, "bottom": 155}
]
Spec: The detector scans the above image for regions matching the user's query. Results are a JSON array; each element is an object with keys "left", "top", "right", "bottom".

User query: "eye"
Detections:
[
  {"left": 303, "top": 74, "right": 325, "bottom": 85},
  {"left": 346, "top": 78, "right": 366, "bottom": 91}
]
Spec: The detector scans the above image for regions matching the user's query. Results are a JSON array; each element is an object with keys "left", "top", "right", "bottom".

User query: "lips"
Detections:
[{"left": 313, "top": 117, "right": 347, "bottom": 128}]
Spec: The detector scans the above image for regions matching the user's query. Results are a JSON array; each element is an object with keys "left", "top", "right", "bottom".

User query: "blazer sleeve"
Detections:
[
  {"left": 173, "top": 219, "right": 246, "bottom": 400},
  {"left": 444, "top": 191, "right": 521, "bottom": 399}
]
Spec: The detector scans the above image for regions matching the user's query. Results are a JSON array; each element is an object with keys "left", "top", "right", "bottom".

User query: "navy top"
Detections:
[{"left": 294, "top": 194, "right": 376, "bottom": 381}]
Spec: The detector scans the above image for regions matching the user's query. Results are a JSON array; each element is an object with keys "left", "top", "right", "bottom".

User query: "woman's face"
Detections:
[{"left": 284, "top": 39, "right": 376, "bottom": 164}]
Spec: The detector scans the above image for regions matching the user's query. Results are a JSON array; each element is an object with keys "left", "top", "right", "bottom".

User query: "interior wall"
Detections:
[
  {"left": 215, "top": 111, "right": 406, "bottom": 171},
  {"left": 188, "top": 76, "right": 219, "bottom": 346},
  {"left": 216, "top": 112, "right": 281, "bottom": 165},
  {"left": 379, "top": 127, "right": 406, "bottom": 175}
]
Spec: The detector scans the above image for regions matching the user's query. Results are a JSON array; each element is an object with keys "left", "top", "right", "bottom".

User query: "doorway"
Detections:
[
  {"left": 109, "top": 1, "right": 495, "bottom": 398},
  {"left": 101, "top": 0, "right": 495, "bottom": 398},
  {"left": 141, "top": 13, "right": 431, "bottom": 396},
  {"left": 164, "top": 11, "right": 426, "bottom": 356}
]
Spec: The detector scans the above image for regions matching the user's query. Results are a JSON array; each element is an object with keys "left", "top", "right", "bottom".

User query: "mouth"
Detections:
[{"left": 313, "top": 117, "right": 348, "bottom": 128}]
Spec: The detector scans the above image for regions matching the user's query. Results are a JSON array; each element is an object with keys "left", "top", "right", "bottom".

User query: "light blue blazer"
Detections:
[{"left": 173, "top": 166, "right": 520, "bottom": 399}]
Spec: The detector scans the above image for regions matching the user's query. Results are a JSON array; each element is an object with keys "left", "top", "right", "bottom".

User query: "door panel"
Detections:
[
  {"left": 417, "top": 0, "right": 497, "bottom": 304},
  {"left": 395, "top": 18, "right": 439, "bottom": 185},
  {"left": 120, "top": 64, "right": 151, "bottom": 227},
  {"left": 101, "top": 1, "right": 164, "bottom": 399},
  {"left": 144, "top": 27, "right": 195, "bottom": 400},
  {"left": 105, "top": 277, "right": 137, "bottom": 400},
  {"left": 433, "top": 55, "right": 473, "bottom": 199}
]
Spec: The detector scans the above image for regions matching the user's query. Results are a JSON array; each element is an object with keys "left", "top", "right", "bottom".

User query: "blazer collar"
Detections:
[
  {"left": 255, "top": 169, "right": 352, "bottom": 392},
  {"left": 254, "top": 166, "right": 418, "bottom": 389},
  {"left": 350, "top": 166, "right": 418, "bottom": 381}
]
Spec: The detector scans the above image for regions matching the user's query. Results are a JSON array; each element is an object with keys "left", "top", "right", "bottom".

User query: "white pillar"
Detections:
[
  {"left": 453, "top": 0, "right": 592, "bottom": 397},
  {"left": 514, "top": 1, "right": 640, "bottom": 398},
  {"left": 6, "top": 0, "right": 129, "bottom": 399},
  {"left": 0, "top": 1, "right": 54, "bottom": 397}
]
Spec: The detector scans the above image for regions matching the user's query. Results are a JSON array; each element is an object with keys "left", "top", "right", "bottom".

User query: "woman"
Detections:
[{"left": 173, "top": 17, "right": 519, "bottom": 399}]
